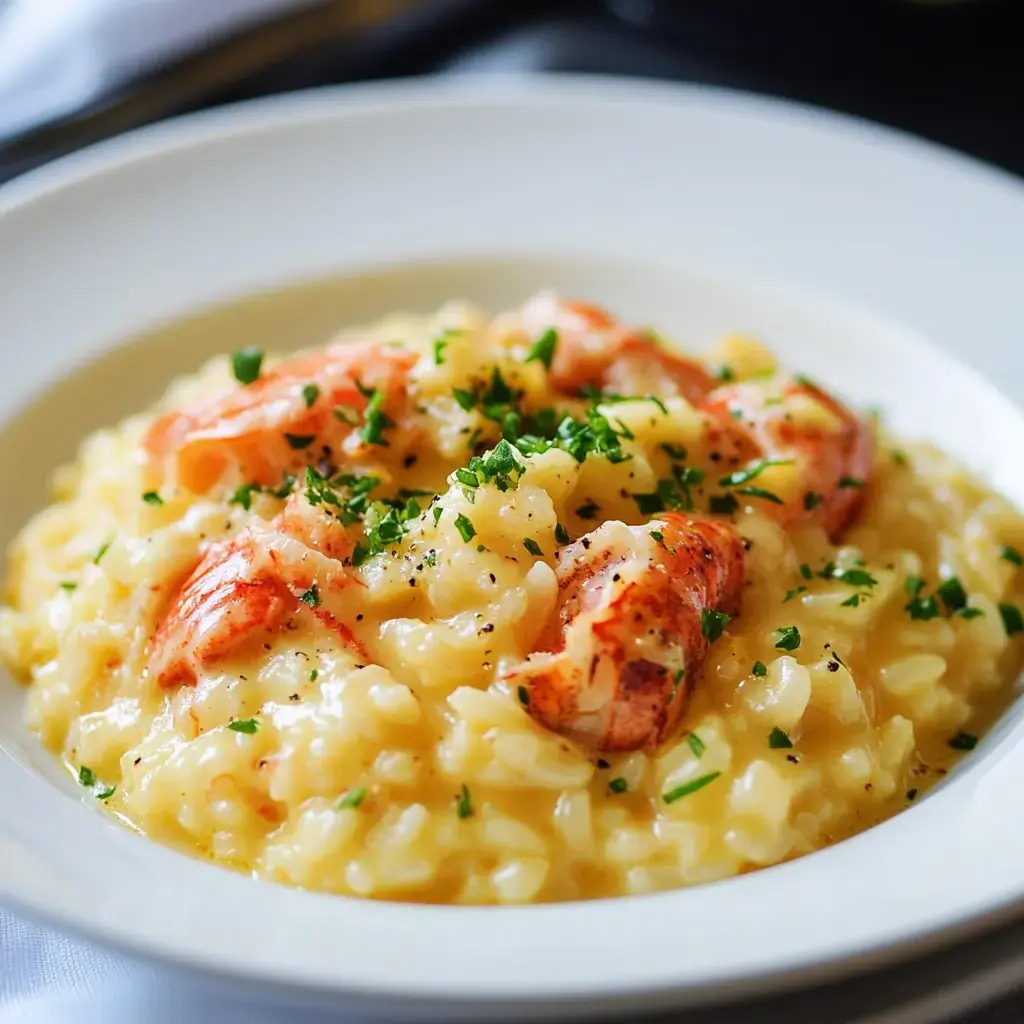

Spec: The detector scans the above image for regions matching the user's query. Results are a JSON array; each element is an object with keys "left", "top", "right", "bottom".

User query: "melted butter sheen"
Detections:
[{"left": 1, "top": 290, "right": 1022, "bottom": 906}]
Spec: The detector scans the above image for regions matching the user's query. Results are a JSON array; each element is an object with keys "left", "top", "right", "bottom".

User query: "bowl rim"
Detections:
[{"left": 2, "top": 75, "right": 1024, "bottom": 1016}]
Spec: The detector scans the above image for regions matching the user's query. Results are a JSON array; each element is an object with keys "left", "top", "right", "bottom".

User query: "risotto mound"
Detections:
[{"left": 2, "top": 292, "right": 1023, "bottom": 904}]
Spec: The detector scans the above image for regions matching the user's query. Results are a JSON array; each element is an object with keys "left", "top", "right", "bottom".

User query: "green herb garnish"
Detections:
[
  {"left": 302, "top": 382, "right": 320, "bottom": 407},
  {"left": 231, "top": 347, "right": 263, "bottom": 385},
  {"left": 687, "top": 733, "right": 706, "bottom": 758},
  {"left": 752, "top": 660, "right": 767, "bottom": 677},
  {"left": 141, "top": 491, "right": 164, "bottom": 506},
  {"left": 456, "top": 784, "right": 473, "bottom": 819},
  {"left": 523, "top": 539, "right": 543, "bottom": 557},
  {"left": 663, "top": 771, "right": 721, "bottom": 804},
  {"left": 1000, "top": 602, "right": 1023, "bottom": 636},
  {"left": 769, "top": 727, "right": 793, "bottom": 749},
  {"left": 454, "top": 513, "right": 476, "bottom": 543},
  {"left": 229, "top": 718, "right": 259, "bottom": 734},
  {"left": 774, "top": 625, "right": 801, "bottom": 651},
  {"left": 299, "top": 585, "right": 320, "bottom": 608},
  {"left": 719, "top": 459, "right": 793, "bottom": 488},
  {"left": 701, "top": 608, "right": 732, "bottom": 643},
  {"left": 525, "top": 328, "right": 558, "bottom": 369},
  {"left": 338, "top": 787, "right": 367, "bottom": 810},
  {"left": 608, "top": 777, "right": 628, "bottom": 794},
  {"left": 949, "top": 731, "right": 977, "bottom": 751},
  {"left": 1001, "top": 546, "right": 1023, "bottom": 567},
  {"left": 284, "top": 432, "right": 315, "bottom": 450},
  {"left": 555, "top": 523, "right": 570, "bottom": 545}
]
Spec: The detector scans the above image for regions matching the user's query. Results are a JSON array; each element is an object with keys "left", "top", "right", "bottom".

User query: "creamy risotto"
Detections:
[{"left": 2, "top": 293, "right": 1023, "bottom": 905}]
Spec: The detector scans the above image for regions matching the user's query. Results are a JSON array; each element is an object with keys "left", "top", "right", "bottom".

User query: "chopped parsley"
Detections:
[
  {"left": 752, "top": 660, "right": 767, "bottom": 677},
  {"left": 456, "top": 784, "right": 473, "bottom": 819},
  {"left": 663, "top": 771, "right": 721, "bottom": 804},
  {"left": 310, "top": 668, "right": 319, "bottom": 682},
  {"left": 77, "top": 765, "right": 115, "bottom": 800},
  {"left": 141, "top": 491, "right": 164, "bottom": 506},
  {"left": 958, "top": 607, "right": 985, "bottom": 620},
  {"left": 687, "top": 733, "right": 706, "bottom": 758},
  {"left": 575, "top": 501, "right": 600, "bottom": 520},
  {"left": 231, "top": 347, "right": 264, "bottom": 385},
  {"left": 230, "top": 481, "right": 262, "bottom": 511},
  {"left": 904, "top": 576, "right": 939, "bottom": 621},
  {"left": 701, "top": 608, "right": 732, "bottom": 643},
  {"left": 526, "top": 328, "right": 558, "bottom": 369},
  {"left": 608, "top": 777, "right": 629, "bottom": 794},
  {"left": 517, "top": 685, "right": 529, "bottom": 707},
  {"left": 719, "top": 459, "right": 793, "bottom": 488},
  {"left": 228, "top": 718, "right": 260, "bottom": 734},
  {"left": 709, "top": 494, "right": 739, "bottom": 515},
  {"left": 523, "top": 539, "right": 543, "bottom": 557},
  {"left": 433, "top": 338, "right": 449, "bottom": 365},
  {"left": 59, "top": 582, "right": 77, "bottom": 592},
  {"left": 452, "top": 387, "right": 475, "bottom": 411},
  {"left": 774, "top": 625, "right": 801, "bottom": 651},
  {"left": 717, "top": 365, "right": 735, "bottom": 382},
  {"left": 735, "top": 485, "right": 783, "bottom": 505},
  {"left": 804, "top": 491, "right": 822, "bottom": 511},
  {"left": 284, "top": 432, "right": 315, "bottom": 450},
  {"left": 784, "top": 586, "right": 806, "bottom": 603},
  {"left": 358, "top": 390, "right": 395, "bottom": 447},
  {"left": 1001, "top": 545, "right": 1023, "bottom": 567},
  {"left": 799, "top": 564, "right": 813, "bottom": 580},
  {"left": 768, "top": 727, "right": 793, "bottom": 749},
  {"left": 906, "top": 787, "right": 918, "bottom": 801},
  {"left": 838, "top": 476, "right": 864, "bottom": 489},
  {"left": 338, "top": 787, "right": 367, "bottom": 810},
  {"left": 481, "top": 366, "right": 514, "bottom": 405},
  {"left": 432, "top": 506, "right": 443, "bottom": 525},
  {"left": 660, "top": 443, "right": 688, "bottom": 460},
  {"left": 299, "top": 585, "right": 320, "bottom": 608},
  {"left": 302, "top": 382, "right": 320, "bottom": 407},
  {"left": 93, "top": 539, "right": 112, "bottom": 564},
  {"left": 454, "top": 513, "right": 476, "bottom": 543},
  {"left": 650, "top": 530, "right": 665, "bottom": 544},
  {"left": 840, "top": 593, "right": 863, "bottom": 608},
  {"left": 824, "top": 566, "right": 878, "bottom": 588},
  {"left": 1000, "top": 602, "right": 1023, "bottom": 637},
  {"left": 948, "top": 731, "right": 977, "bottom": 751},
  {"left": 936, "top": 577, "right": 967, "bottom": 612},
  {"left": 555, "top": 523, "right": 570, "bottom": 545}
]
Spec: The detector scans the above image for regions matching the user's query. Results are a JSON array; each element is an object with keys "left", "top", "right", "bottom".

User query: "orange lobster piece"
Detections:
[
  {"left": 150, "top": 495, "right": 364, "bottom": 688},
  {"left": 144, "top": 340, "right": 416, "bottom": 493},
  {"left": 702, "top": 377, "right": 875, "bottom": 538},
  {"left": 516, "top": 294, "right": 717, "bottom": 404},
  {"left": 504, "top": 514, "right": 745, "bottom": 752}
]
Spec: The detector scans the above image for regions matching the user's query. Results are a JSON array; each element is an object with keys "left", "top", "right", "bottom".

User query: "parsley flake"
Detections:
[
  {"left": 804, "top": 491, "right": 822, "bottom": 511},
  {"left": 302, "top": 382, "right": 320, "bottom": 407},
  {"left": 93, "top": 539, "right": 112, "bottom": 564},
  {"left": 77, "top": 765, "right": 116, "bottom": 800},
  {"left": 141, "top": 491, "right": 164, "bottom": 506},
  {"left": 358, "top": 390, "right": 395, "bottom": 447},
  {"left": 774, "top": 625, "right": 801, "bottom": 651},
  {"left": 1000, "top": 602, "right": 1023, "bottom": 636},
  {"left": 230, "top": 481, "right": 262, "bottom": 510},
  {"left": 518, "top": 685, "right": 529, "bottom": 707},
  {"left": 338, "top": 787, "right": 367, "bottom": 810},
  {"left": 555, "top": 523, "right": 570, "bottom": 545},
  {"left": 949, "top": 731, "right": 977, "bottom": 751},
  {"left": 608, "top": 777, "right": 629, "bottom": 794},
  {"left": 752, "top": 660, "right": 767, "bottom": 677},
  {"left": 231, "top": 347, "right": 264, "bottom": 385},
  {"left": 523, "top": 539, "right": 543, "bottom": 557},
  {"left": 299, "top": 585, "right": 320, "bottom": 608},
  {"left": 59, "top": 581, "right": 77, "bottom": 592},
  {"left": 454, "top": 513, "right": 476, "bottom": 543},
  {"left": 228, "top": 718, "right": 259, "bottom": 734},
  {"left": 687, "top": 733, "right": 706, "bottom": 758},
  {"left": 736, "top": 486, "right": 783, "bottom": 505},
  {"left": 838, "top": 476, "right": 864, "bottom": 489},
  {"left": 284, "top": 432, "right": 315, "bottom": 450},
  {"left": 456, "top": 784, "right": 473, "bottom": 819},
  {"left": 709, "top": 494, "right": 739, "bottom": 515},
  {"left": 719, "top": 459, "right": 793, "bottom": 488},
  {"left": 936, "top": 577, "right": 967, "bottom": 612},
  {"left": 701, "top": 608, "right": 732, "bottom": 643},
  {"left": 526, "top": 327, "right": 558, "bottom": 369},
  {"left": 663, "top": 771, "right": 721, "bottom": 804},
  {"left": 575, "top": 501, "right": 600, "bottom": 520},
  {"left": 1001, "top": 545, "right": 1023, "bottom": 567},
  {"left": 768, "top": 727, "right": 793, "bottom": 749}
]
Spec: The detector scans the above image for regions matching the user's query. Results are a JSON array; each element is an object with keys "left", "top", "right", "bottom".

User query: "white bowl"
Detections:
[{"left": 1, "top": 77, "right": 1023, "bottom": 1020}]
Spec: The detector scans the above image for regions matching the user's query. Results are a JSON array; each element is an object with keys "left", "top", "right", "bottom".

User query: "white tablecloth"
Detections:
[{"left": 0, "top": 909, "right": 366, "bottom": 1024}]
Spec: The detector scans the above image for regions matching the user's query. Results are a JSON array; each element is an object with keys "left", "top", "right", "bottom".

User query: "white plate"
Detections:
[{"left": 1, "top": 76, "right": 1024, "bottom": 1020}]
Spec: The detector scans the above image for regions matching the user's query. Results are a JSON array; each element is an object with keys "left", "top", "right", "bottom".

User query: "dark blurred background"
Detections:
[{"left": 1, "top": 0, "right": 1023, "bottom": 185}]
